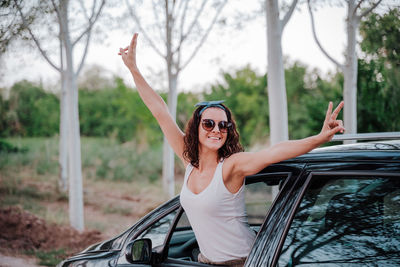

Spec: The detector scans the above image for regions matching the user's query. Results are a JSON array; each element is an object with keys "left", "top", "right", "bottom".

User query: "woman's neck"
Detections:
[{"left": 198, "top": 148, "right": 219, "bottom": 172}]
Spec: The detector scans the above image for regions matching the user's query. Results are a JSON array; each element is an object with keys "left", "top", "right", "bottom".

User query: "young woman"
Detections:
[{"left": 119, "top": 33, "right": 344, "bottom": 266}]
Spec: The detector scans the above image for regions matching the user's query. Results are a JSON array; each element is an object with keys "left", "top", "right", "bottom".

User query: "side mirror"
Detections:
[{"left": 125, "top": 238, "right": 152, "bottom": 264}]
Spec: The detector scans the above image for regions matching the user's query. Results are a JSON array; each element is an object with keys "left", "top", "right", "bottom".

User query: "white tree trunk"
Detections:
[
  {"left": 343, "top": 0, "right": 359, "bottom": 144},
  {"left": 59, "top": 72, "right": 69, "bottom": 192},
  {"left": 60, "top": 0, "right": 84, "bottom": 231},
  {"left": 162, "top": 73, "right": 177, "bottom": 198},
  {"left": 265, "top": 0, "right": 298, "bottom": 199},
  {"left": 266, "top": 0, "right": 289, "bottom": 146}
]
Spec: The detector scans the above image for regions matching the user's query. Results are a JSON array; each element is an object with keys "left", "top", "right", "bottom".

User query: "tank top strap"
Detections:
[{"left": 183, "top": 163, "right": 194, "bottom": 183}]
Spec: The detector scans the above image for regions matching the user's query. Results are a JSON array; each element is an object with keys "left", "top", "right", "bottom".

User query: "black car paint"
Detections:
[{"left": 58, "top": 141, "right": 400, "bottom": 267}]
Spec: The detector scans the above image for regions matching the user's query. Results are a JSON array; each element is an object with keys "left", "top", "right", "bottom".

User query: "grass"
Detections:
[
  {"left": 103, "top": 204, "right": 132, "bottom": 216},
  {"left": 25, "top": 249, "right": 66, "bottom": 267},
  {"left": 0, "top": 136, "right": 173, "bottom": 263}
]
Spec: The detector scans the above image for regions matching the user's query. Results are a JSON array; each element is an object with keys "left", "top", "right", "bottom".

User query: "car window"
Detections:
[
  {"left": 138, "top": 209, "right": 179, "bottom": 248},
  {"left": 245, "top": 182, "right": 277, "bottom": 225},
  {"left": 278, "top": 174, "right": 400, "bottom": 266}
]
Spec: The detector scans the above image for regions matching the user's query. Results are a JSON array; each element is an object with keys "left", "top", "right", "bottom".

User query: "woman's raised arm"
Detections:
[
  {"left": 228, "top": 101, "right": 345, "bottom": 178},
  {"left": 119, "top": 33, "right": 186, "bottom": 163}
]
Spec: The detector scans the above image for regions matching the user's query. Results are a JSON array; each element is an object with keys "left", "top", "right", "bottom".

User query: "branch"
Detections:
[
  {"left": 179, "top": 0, "right": 227, "bottom": 72},
  {"left": 74, "top": 0, "right": 105, "bottom": 75},
  {"left": 51, "top": 0, "right": 65, "bottom": 72},
  {"left": 173, "top": 0, "right": 185, "bottom": 21},
  {"left": 72, "top": 0, "right": 105, "bottom": 47},
  {"left": 151, "top": 0, "right": 166, "bottom": 45},
  {"left": 125, "top": 0, "right": 165, "bottom": 59},
  {"left": 358, "top": 0, "right": 382, "bottom": 19},
  {"left": 78, "top": 0, "right": 90, "bottom": 20},
  {"left": 75, "top": 30, "right": 91, "bottom": 76},
  {"left": 281, "top": 0, "right": 298, "bottom": 30},
  {"left": 307, "top": 0, "right": 343, "bottom": 70},
  {"left": 180, "top": 0, "right": 208, "bottom": 45},
  {"left": 178, "top": 0, "right": 189, "bottom": 43},
  {"left": 16, "top": 0, "right": 60, "bottom": 72}
]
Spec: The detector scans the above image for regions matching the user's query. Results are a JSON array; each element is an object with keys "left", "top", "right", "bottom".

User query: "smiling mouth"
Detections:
[{"left": 208, "top": 136, "right": 221, "bottom": 140}]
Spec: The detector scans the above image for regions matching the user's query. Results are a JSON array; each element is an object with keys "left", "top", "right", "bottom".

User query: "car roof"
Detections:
[
  {"left": 311, "top": 140, "right": 400, "bottom": 153},
  {"left": 284, "top": 140, "right": 400, "bottom": 164}
]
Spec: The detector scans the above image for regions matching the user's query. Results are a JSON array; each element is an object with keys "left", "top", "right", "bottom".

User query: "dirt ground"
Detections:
[{"left": 0, "top": 206, "right": 103, "bottom": 266}]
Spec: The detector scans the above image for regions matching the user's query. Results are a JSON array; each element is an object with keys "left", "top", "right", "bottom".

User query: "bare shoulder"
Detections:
[{"left": 223, "top": 152, "right": 248, "bottom": 178}]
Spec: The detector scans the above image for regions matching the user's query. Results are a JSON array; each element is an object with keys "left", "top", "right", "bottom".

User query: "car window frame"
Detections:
[
  {"left": 246, "top": 165, "right": 306, "bottom": 267},
  {"left": 272, "top": 170, "right": 400, "bottom": 266}
]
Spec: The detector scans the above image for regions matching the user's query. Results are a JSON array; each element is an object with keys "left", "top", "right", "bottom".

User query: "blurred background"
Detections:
[{"left": 0, "top": 0, "right": 399, "bottom": 266}]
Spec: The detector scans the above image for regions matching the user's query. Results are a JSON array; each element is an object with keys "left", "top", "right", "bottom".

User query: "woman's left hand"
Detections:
[{"left": 318, "top": 101, "right": 345, "bottom": 143}]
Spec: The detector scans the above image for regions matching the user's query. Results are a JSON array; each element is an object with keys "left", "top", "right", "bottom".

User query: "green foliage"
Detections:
[
  {"left": 0, "top": 93, "right": 9, "bottom": 136},
  {"left": 360, "top": 9, "right": 400, "bottom": 67},
  {"left": 79, "top": 78, "right": 163, "bottom": 143},
  {"left": 0, "top": 139, "right": 26, "bottom": 152},
  {"left": 204, "top": 65, "right": 269, "bottom": 147},
  {"left": 358, "top": 8, "right": 400, "bottom": 132},
  {"left": 177, "top": 91, "right": 201, "bottom": 130},
  {"left": 6, "top": 80, "right": 59, "bottom": 137},
  {"left": 301, "top": 72, "right": 343, "bottom": 138}
]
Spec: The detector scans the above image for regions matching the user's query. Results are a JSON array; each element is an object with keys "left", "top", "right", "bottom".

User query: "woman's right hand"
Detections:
[{"left": 119, "top": 33, "right": 138, "bottom": 71}]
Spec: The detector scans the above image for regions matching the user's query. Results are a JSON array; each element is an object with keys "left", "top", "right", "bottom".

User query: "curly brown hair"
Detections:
[{"left": 183, "top": 104, "right": 243, "bottom": 168}]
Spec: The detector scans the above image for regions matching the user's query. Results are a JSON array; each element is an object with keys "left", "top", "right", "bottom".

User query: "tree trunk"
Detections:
[
  {"left": 59, "top": 71, "right": 69, "bottom": 193},
  {"left": 343, "top": 0, "right": 359, "bottom": 144},
  {"left": 162, "top": 73, "right": 177, "bottom": 198},
  {"left": 161, "top": 1, "right": 176, "bottom": 198},
  {"left": 60, "top": 0, "right": 84, "bottom": 231},
  {"left": 266, "top": 0, "right": 289, "bottom": 146}
]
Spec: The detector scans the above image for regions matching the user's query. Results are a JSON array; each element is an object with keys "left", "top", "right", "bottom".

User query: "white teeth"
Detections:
[{"left": 208, "top": 136, "right": 221, "bottom": 140}]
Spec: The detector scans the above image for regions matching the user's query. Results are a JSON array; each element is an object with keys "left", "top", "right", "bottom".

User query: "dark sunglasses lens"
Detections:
[
  {"left": 218, "top": 121, "right": 231, "bottom": 132},
  {"left": 202, "top": 119, "right": 215, "bottom": 131}
]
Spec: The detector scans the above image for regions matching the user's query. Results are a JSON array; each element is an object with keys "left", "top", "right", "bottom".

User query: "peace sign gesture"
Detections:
[
  {"left": 119, "top": 33, "right": 139, "bottom": 71},
  {"left": 319, "top": 101, "right": 345, "bottom": 142}
]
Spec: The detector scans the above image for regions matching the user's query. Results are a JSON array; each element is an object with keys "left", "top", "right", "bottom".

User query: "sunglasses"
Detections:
[{"left": 201, "top": 119, "right": 232, "bottom": 133}]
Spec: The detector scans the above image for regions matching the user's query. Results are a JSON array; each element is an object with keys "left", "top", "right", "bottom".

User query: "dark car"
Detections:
[{"left": 58, "top": 136, "right": 400, "bottom": 266}]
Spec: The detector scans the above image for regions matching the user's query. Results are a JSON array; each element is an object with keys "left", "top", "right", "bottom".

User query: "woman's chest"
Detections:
[{"left": 187, "top": 170, "right": 215, "bottom": 195}]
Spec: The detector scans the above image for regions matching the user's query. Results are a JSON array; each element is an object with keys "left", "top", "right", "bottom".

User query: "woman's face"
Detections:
[{"left": 198, "top": 107, "right": 228, "bottom": 152}]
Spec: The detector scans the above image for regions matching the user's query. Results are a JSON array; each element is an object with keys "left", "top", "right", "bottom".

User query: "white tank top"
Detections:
[{"left": 180, "top": 160, "right": 256, "bottom": 262}]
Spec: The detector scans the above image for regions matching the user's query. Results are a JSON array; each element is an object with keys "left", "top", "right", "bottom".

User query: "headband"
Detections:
[{"left": 195, "top": 100, "right": 226, "bottom": 115}]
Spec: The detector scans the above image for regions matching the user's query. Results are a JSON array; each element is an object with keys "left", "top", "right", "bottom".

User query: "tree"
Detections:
[
  {"left": 0, "top": 0, "right": 37, "bottom": 54},
  {"left": 125, "top": 0, "right": 228, "bottom": 197},
  {"left": 12, "top": 0, "right": 105, "bottom": 231},
  {"left": 307, "top": 0, "right": 382, "bottom": 142},
  {"left": 265, "top": 0, "right": 298, "bottom": 146}
]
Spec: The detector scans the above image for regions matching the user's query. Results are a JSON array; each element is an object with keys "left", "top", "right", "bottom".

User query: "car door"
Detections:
[{"left": 271, "top": 171, "right": 400, "bottom": 266}]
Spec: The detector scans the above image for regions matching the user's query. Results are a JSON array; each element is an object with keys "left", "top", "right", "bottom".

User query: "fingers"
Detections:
[
  {"left": 331, "top": 101, "right": 344, "bottom": 120},
  {"left": 130, "top": 33, "right": 138, "bottom": 48},
  {"left": 333, "top": 119, "right": 344, "bottom": 133},
  {"left": 324, "top": 101, "right": 333, "bottom": 122},
  {"left": 118, "top": 47, "right": 129, "bottom": 55},
  {"left": 128, "top": 33, "right": 138, "bottom": 55},
  {"left": 117, "top": 33, "right": 138, "bottom": 56},
  {"left": 329, "top": 123, "right": 345, "bottom": 136}
]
